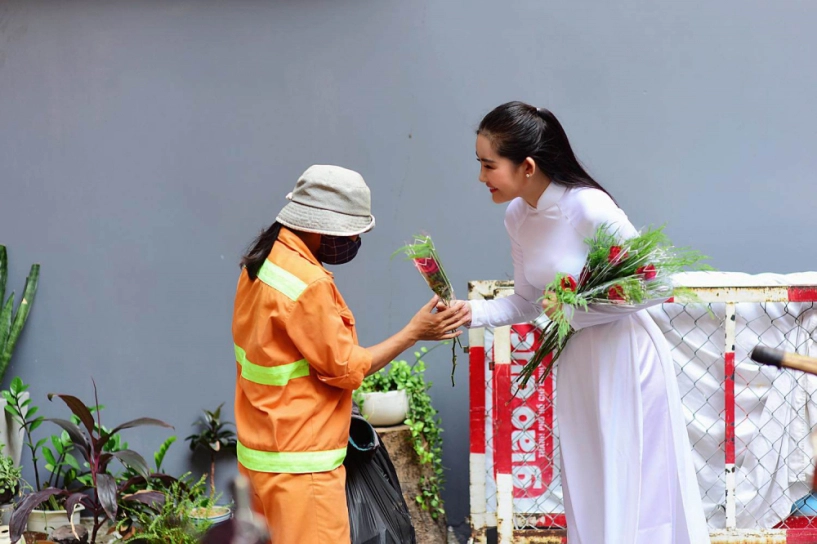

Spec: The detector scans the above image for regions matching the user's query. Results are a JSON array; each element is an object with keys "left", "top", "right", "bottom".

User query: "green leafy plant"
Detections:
[
  {"left": 0, "top": 444, "right": 23, "bottom": 504},
  {"left": 118, "top": 435, "right": 178, "bottom": 508},
  {"left": 185, "top": 403, "right": 236, "bottom": 502},
  {"left": 121, "top": 473, "right": 213, "bottom": 544},
  {"left": 42, "top": 429, "right": 79, "bottom": 491},
  {"left": 152, "top": 436, "right": 177, "bottom": 475},
  {"left": 2, "top": 379, "right": 136, "bottom": 516},
  {"left": 0, "top": 245, "right": 40, "bottom": 383},
  {"left": 2, "top": 377, "right": 46, "bottom": 494},
  {"left": 354, "top": 347, "right": 446, "bottom": 520},
  {"left": 44, "top": 404, "right": 138, "bottom": 496},
  {"left": 9, "top": 382, "right": 175, "bottom": 544}
]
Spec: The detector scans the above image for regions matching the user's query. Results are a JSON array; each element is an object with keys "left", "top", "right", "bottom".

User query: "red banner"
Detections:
[{"left": 508, "top": 324, "right": 556, "bottom": 499}]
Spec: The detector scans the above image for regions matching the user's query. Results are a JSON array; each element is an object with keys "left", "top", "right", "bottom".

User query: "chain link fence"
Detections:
[{"left": 468, "top": 277, "right": 817, "bottom": 543}]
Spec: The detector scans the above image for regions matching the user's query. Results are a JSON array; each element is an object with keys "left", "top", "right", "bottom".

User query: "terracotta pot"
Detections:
[{"left": 22, "top": 531, "right": 48, "bottom": 544}]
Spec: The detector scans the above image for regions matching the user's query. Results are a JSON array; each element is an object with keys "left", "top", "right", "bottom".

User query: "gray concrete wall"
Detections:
[{"left": 2, "top": 0, "right": 815, "bottom": 536}]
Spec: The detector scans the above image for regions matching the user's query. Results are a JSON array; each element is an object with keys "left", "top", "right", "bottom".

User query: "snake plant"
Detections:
[{"left": 0, "top": 245, "right": 40, "bottom": 382}]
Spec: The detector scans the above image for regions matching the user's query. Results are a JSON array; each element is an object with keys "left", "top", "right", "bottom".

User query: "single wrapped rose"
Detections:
[
  {"left": 636, "top": 264, "right": 657, "bottom": 281},
  {"left": 560, "top": 275, "right": 578, "bottom": 292},
  {"left": 394, "top": 233, "right": 462, "bottom": 385},
  {"left": 416, "top": 257, "right": 440, "bottom": 275},
  {"left": 607, "top": 245, "right": 629, "bottom": 265},
  {"left": 578, "top": 266, "right": 590, "bottom": 287},
  {"left": 608, "top": 284, "right": 626, "bottom": 302}
]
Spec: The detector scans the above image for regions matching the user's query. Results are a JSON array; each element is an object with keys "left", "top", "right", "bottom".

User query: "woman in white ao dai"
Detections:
[{"left": 460, "top": 102, "right": 708, "bottom": 544}]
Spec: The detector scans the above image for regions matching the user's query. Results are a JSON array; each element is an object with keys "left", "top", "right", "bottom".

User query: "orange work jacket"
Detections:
[{"left": 232, "top": 227, "right": 373, "bottom": 473}]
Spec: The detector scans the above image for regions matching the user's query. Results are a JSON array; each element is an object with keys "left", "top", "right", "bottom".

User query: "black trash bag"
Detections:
[{"left": 345, "top": 403, "right": 417, "bottom": 544}]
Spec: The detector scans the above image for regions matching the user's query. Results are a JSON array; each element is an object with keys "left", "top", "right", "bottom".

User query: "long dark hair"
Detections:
[
  {"left": 477, "top": 101, "right": 613, "bottom": 199},
  {"left": 240, "top": 222, "right": 283, "bottom": 280}
]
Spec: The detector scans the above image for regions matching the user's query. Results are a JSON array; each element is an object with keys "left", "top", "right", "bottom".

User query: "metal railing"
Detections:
[{"left": 468, "top": 279, "right": 817, "bottom": 544}]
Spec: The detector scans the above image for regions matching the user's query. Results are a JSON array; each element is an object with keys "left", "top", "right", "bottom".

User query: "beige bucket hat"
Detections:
[{"left": 276, "top": 165, "right": 376, "bottom": 237}]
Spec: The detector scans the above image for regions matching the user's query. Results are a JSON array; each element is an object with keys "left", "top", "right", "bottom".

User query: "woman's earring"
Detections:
[{"left": 526, "top": 174, "right": 531, "bottom": 178}]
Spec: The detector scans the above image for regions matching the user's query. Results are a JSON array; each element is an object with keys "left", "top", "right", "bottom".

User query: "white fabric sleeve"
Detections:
[
  {"left": 567, "top": 299, "right": 666, "bottom": 330},
  {"left": 469, "top": 231, "right": 542, "bottom": 329},
  {"left": 568, "top": 188, "right": 639, "bottom": 241}
]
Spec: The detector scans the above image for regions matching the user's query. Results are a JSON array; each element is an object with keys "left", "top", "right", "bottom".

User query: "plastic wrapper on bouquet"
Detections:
[
  {"left": 394, "top": 235, "right": 456, "bottom": 306},
  {"left": 521, "top": 223, "right": 711, "bottom": 386},
  {"left": 394, "top": 234, "right": 464, "bottom": 385}
]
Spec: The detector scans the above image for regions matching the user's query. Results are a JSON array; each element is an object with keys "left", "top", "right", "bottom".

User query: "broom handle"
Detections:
[{"left": 751, "top": 345, "right": 817, "bottom": 376}]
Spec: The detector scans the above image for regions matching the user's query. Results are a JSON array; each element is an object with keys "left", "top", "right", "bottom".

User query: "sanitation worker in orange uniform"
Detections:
[{"left": 232, "top": 165, "right": 469, "bottom": 543}]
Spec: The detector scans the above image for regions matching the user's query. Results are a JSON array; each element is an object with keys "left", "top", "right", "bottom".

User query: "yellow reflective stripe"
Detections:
[
  {"left": 257, "top": 261, "right": 307, "bottom": 301},
  {"left": 235, "top": 345, "right": 310, "bottom": 386},
  {"left": 237, "top": 441, "right": 346, "bottom": 473}
]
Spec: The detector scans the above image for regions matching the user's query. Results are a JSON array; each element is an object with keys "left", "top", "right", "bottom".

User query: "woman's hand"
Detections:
[
  {"left": 405, "top": 296, "right": 471, "bottom": 342},
  {"left": 541, "top": 291, "right": 560, "bottom": 319},
  {"left": 436, "top": 298, "right": 472, "bottom": 327}
]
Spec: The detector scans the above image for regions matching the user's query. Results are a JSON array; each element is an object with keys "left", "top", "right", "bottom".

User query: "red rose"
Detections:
[
  {"left": 636, "top": 264, "right": 658, "bottom": 281},
  {"left": 578, "top": 266, "right": 590, "bottom": 287},
  {"left": 607, "top": 245, "right": 629, "bottom": 265},
  {"left": 608, "top": 284, "right": 626, "bottom": 302},
  {"left": 560, "top": 275, "right": 578, "bottom": 292},
  {"left": 416, "top": 258, "right": 439, "bottom": 275}
]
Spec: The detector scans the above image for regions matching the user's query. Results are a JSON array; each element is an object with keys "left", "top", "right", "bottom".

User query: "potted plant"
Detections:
[
  {"left": 357, "top": 389, "right": 409, "bottom": 427},
  {"left": 354, "top": 347, "right": 447, "bottom": 521},
  {"left": 9, "top": 383, "right": 174, "bottom": 544},
  {"left": 41, "top": 406, "right": 174, "bottom": 544},
  {"left": 355, "top": 346, "right": 444, "bottom": 427},
  {"left": 184, "top": 404, "right": 235, "bottom": 526},
  {"left": 0, "top": 246, "right": 40, "bottom": 466},
  {"left": 94, "top": 435, "right": 177, "bottom": 544},
  {"left": 120, "top": 473, "right": 212, "bottom": 544},
  {"left": 0, "top": 445, "right": 22, "bottom": 525},
  {"left": 1, "top": 377, "right": 83, "bottom": 537}
]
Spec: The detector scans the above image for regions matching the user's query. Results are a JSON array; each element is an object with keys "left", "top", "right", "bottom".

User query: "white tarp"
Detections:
[{"left": 649, "top": 271, "right": 817, "bottom": 528}]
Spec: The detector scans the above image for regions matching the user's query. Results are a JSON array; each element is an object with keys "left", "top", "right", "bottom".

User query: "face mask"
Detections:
[{"left": 318, "top": 235, "right": 362, "bottom": 265}]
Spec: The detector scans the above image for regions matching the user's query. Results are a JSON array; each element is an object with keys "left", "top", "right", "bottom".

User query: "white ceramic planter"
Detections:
[
  {"left": 360, "top": 389, "right": 409, "bottom": 427},
  {"left": 26, "top": 504, "right": 83, "bottom": 535},
  {"left": 0, "top": 524, "right": 10, "bottom": 544},
  {"left": 190, "top": 505, "right": 232, "bottom": 526},
  {"left": 0, "top": 504, "right": 12, "bottom": 526}
]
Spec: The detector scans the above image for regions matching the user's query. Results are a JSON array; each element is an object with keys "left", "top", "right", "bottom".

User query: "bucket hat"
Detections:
[{"left": 276, "top": 165, "right": 375, "bottom": 236}]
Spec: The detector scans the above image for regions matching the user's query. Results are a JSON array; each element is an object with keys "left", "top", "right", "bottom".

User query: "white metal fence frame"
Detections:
[{"left": 467, "top": 279, "right": 817, "bottom": 544}]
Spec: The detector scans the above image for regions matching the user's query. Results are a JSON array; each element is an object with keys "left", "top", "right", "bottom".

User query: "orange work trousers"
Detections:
[{"left": 239, "top": 463, "right": 350, "bottom": 544}]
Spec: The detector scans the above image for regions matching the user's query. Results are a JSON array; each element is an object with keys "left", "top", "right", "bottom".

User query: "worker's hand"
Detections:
[
  {"left": 405, "top": 295, "right": 471, "bottom": 342},
  {"left": 541, "top": 291, "right": 560, "bottom": 319}
]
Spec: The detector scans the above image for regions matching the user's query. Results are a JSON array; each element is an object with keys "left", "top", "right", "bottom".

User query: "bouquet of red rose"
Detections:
[
  {"left": 394, "top": 234, "right": 462, "bottom": 385},
  {"left": 394, "top": 234, "right": 456, "bottom": 305},
  {"left": 518, "top": 224, "right": 710, "bottom": 387}
]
